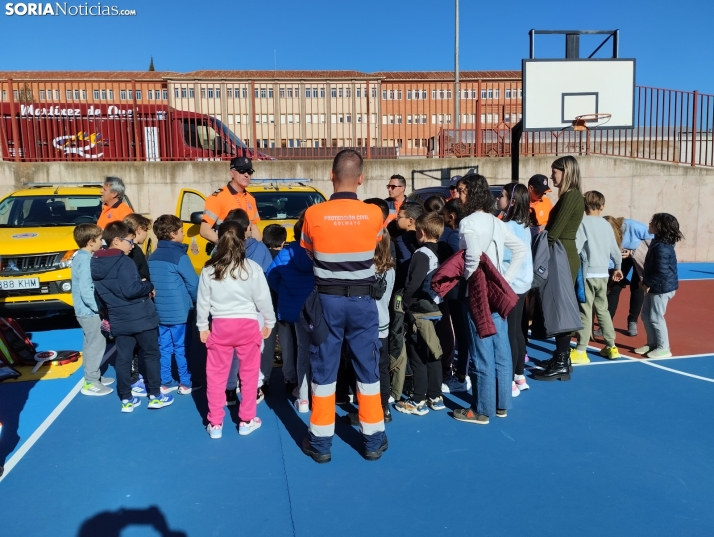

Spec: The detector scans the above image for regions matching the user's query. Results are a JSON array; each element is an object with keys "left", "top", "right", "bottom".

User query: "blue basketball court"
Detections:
[{"left": 2, "top": 264, "right": 713, "bottom": 537}]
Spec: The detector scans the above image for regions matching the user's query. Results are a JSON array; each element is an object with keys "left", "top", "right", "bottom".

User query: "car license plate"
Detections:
[{"left": 0, "top": 277, "right": 40, "bottom": 290}]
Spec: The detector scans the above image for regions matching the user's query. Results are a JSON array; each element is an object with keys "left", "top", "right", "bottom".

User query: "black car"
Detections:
[{"left": 407, "top": 184, "right": 507, "bottom": 214}]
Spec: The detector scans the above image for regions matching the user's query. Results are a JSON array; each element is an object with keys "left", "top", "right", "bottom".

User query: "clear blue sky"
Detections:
[{"left": 1, "top": 0, "right": 712, "bottom": 93}]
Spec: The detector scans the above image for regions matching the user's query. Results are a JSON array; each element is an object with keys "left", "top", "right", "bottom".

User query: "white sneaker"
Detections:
[
  {"left": 465, "top": 376, "right": 472, "bottom": 391},
  {"left": 388, "top": 395, "right": 395, "bottom": 404},
  {"left": 442, "top": 376, "right": 469, "bottom": 393},
  {"left": 206, "top": 423, "right": 222, "bottom": 439},
  {"left": 239, "top": 417, "right": 262, "bottom": 436},
  {"left": 100, "top": 376, "right": 115, "bottom": 386},
  {"left": 81, "top": 381, "right": 113, "bottom": 396},
  {"left": 647, "top": 348, "right": 673, "bottom": 359},
  {"left": 294, "top": 399, "right": 310, "bottom": 413},
  {"left": 511, "top": 381, "right": 520, "bottom": 398}
]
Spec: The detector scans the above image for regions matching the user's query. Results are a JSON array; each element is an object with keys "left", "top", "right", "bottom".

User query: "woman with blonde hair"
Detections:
[{"left": 533, "top": 155, "right": 585, "bottom": 381}]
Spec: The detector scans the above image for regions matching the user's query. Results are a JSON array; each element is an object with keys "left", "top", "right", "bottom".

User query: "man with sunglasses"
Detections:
[
  {"left": 384, "top": 174, "right": 407, "bottom": 227},
  {"left": 200, "top": 156, "right": 262, "bottom": 244}
]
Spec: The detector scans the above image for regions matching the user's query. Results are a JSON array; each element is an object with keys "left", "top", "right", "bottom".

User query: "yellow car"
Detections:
[
  {"left": 175, "top": 179, "right": 326, "bottom": 273},
  {"left": 0, "top": 184, "right": 141, "bottom": 315}
]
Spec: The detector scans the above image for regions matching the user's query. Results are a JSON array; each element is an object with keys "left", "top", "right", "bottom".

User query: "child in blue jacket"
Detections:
[
  {"left": 635, "top": 213, "right": 683, "bottom": 359},
  {"left": 267, "top": 213, "right": 315, "bottom": 412},
  {"left": 148, "top": 215, "right": 199, "bottom": 394}
]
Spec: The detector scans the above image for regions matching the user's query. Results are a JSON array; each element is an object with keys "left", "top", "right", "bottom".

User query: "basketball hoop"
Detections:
[{"left": 572, "top": 113, "right": 612, "bottom": 131}]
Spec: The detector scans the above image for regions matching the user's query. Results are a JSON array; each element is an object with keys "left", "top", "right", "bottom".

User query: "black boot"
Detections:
[{"left": 532, "top": 351, "right": 571, "bottom": 381}]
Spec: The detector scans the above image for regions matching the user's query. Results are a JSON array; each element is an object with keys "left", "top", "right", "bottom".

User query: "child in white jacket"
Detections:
[{"left": 197, "top": 221, "right": 275, "bottom": 439}]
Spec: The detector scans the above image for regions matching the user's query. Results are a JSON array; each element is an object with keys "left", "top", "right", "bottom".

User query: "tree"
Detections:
[{"left": 148, "top": 56, "right": 155, "bottom": 71}]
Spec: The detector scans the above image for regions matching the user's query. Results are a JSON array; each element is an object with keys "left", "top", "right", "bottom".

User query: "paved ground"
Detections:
[{"left": 1, "top": 263, "right": 713, "bottom": 537}]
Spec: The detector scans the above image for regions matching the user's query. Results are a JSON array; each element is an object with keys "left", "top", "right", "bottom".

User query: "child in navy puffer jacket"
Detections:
[
  {"left": 148, "top": 215, "right": 199, "bottom": 394},
  {"left": 92, "top": 221, "right": 171, "bottom": 412},
  {"left": 267, "top": 213, "right": 315, "bottom": 412},
  {"left": 635, "top": 213, "right": 683, "bottom": 359}
]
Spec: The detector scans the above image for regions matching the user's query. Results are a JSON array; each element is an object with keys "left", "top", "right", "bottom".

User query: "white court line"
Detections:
[
  {"left": 637, "top": 360, "right": 714, "bottom": 383},
  {"left": 0, "top": 344, "right": 117, "bottom": 483},
  {"left": 0, "top": 378, "right": 83, "bottom": 483},
  {"left": 573, "top": 345, "right": 714, "bottom": 382}
]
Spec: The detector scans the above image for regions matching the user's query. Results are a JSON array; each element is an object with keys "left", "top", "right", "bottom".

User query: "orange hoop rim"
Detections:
[{"left": 574, "top": 113, "right": 612, "bottom": 123}]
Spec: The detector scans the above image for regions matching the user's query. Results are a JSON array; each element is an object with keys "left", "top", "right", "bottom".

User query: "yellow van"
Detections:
[
  {"left": 0, "top": 184, "right": 141, "bottom": 315},
  {"left": 174, "top": 180, "right": 326, "bottom": 273}
]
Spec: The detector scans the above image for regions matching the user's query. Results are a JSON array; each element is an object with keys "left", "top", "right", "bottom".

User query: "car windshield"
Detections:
[
  {"left": 214, "top": 117, "right": 248, "bottom": 149},
  {"left": 252, "top": 191, "right": 325, "bottom": 220},
  {"left": 0, "top": 195, "right": 102, "bottom": 227}
]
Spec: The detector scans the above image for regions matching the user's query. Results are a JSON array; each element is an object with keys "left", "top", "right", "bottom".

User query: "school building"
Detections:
[{"left": 0, "top": 69, "right": 522, "bottom": 157}]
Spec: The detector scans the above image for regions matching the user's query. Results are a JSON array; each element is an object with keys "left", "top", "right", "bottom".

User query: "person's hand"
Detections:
[
  {"left": 612, "top": 270, "right": 624, "bottom": 282},
  {"left": 639, "top": 282, "right": 650, "bottom": 293},
  {"left": 149, "top": 289, "right": 156, "bottom": 298},
  {"left": 261, "top": 326, "right": 272, "bottom": 339},
  {"left": 200, "top": 330, "right": 210, "bottom": 343}
]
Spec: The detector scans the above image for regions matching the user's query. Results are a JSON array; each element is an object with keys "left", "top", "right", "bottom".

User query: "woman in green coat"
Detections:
[{"left": 533, "top": 155, "right": 585, "bottom": 381}]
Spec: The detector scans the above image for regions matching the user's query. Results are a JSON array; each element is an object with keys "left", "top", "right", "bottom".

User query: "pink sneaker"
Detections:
[
  {"left": 515, "top": 375, "right": 529, "bottom": 391},
  {"left": 239, "top": 417, "right": 262, "bottom": 436},
  {"left": 524, "top": 353, "right": 530, "bottom": 363}
]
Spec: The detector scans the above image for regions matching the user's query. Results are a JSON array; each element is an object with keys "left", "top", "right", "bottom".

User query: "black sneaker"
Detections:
[
  {"left": 345, "top": 412, "right": 360, "bottom": 427},
  {"left": 225, "top": 389, "right": 237, "bottom": 407},
  {"left": 261, "top": 383, "right": 270, "bottom": 396},
  {"left": 301, "top": 436, "right": 331, "bottom": 464},
  {"left": 383, "top": 407, "right": 392, "bottom": 423},
  {"left": 363, "top": 435, "right": 389, "bottom": 461}
]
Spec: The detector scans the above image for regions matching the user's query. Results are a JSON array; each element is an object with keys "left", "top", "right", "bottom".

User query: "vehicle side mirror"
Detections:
[{"left": 190, "top": 211, "right": 203, "bottom": 225}]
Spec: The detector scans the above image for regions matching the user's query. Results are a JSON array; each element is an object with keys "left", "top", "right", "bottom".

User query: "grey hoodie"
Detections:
[{"left": 576, "top": 215, "right": 622, "bottom": 277}]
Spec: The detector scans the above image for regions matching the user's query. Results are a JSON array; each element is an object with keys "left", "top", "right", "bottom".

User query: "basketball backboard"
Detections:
[{"left": 522, "top": 58, "right": 635, "bottom": 131}]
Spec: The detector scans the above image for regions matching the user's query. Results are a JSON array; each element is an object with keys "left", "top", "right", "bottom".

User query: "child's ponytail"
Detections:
[{"left": 205, "top": 221, "right": 248, "bottom": 280}]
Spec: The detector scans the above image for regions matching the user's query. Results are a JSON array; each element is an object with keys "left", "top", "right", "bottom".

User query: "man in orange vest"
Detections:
[
  {"left": 300, "top": 149, "right": 387, "bottom": 463},
  {"left": 528, "top": 174, "right": 553, "bottom": 228},
  {"left": 97, "top": 177, "right": 133, "bottom": 229},
  {"left": 200, "top": 156, "right": 262, "bottom": 243}
]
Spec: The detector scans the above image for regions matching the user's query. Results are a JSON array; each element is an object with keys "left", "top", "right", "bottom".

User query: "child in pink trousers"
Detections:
[{"left": 197, "top": 221, "right": 276, "bottom": 438}]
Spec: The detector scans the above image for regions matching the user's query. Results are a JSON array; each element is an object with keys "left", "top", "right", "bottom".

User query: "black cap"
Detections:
[
  {"left": 230, "top": 156, "right": 253, "bottom": 172},
  {"left": 528, "top": 174, "right": 550, "bottom": 193}
]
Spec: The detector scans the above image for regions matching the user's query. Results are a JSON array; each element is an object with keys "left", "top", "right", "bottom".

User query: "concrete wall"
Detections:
[{"left": 1, "top": 155, "right": 713, "bottom": 261}]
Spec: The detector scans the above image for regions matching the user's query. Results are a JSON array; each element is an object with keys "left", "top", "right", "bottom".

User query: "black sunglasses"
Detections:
[{"left": 233, "top": 168, "right": 254, "bottom": 175}]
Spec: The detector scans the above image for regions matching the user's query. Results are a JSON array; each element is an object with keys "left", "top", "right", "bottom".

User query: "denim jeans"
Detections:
[
  {"left": 467, "top": 312, "right": 512, "bottom": 417},
  {"left": 158, "top": 323, "right": 190, "bottom": 388}
]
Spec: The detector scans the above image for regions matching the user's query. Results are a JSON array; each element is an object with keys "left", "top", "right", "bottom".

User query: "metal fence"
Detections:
[
  {"left": 438, "top": 86, "right": 714, "bottom": 167},
  {"left": 1, "top": 77, "right": 713, "bottom": 167}
]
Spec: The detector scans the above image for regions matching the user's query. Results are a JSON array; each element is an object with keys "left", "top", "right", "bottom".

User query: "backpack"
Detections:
[
  {"left": 531, "top": 230, "right": 550, "bottom": 289},
  {"left": 0, "top": 318, "right": 36, "bottom": 365}
]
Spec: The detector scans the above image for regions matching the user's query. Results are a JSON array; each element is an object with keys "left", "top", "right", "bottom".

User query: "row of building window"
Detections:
[
  {"left": 381, "top": 113, "right": 523, "bottom": 125},
  {"left": 389, "top": 88, "right": 523, "bottom": 100},
  {"left": 234, "top": 113, "right": 380, "bottom": 125},
  {"left": 2, "top": 88, "right": 167, "bottom": 101},
  {"left": 175, "top": 86, "right": 379, "bottom": 100},
  {"left": 227, "top": 112, "right": 523, "bottom": 126},
  {"left": 252, "top": 138, "right": 377, "bottom": 149}
]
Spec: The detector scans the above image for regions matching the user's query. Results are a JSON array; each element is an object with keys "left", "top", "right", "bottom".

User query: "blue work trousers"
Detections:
[{"left": 309, "top": 294, "right": 385, "bottom": 454}]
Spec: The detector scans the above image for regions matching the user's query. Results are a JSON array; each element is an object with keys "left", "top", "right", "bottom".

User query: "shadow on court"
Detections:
[{"left": 76, "top": 506, "right": 187, "bottom": 537}]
